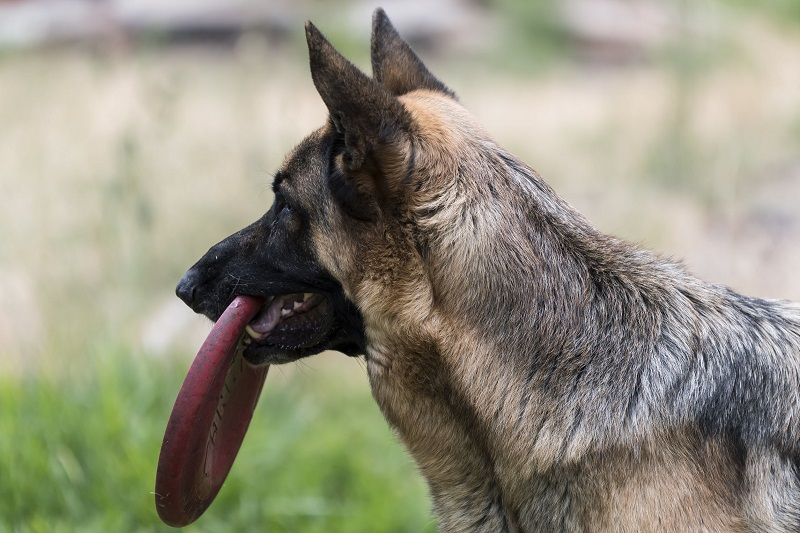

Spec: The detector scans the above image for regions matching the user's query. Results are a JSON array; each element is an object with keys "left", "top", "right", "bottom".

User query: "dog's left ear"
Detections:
[
  {"left": 306, "top": 21, "right": 408, "bottom": 173},
  {"left": 306, "top": 21, "right": 411, "bottom": 218},
  {"left": 371, "top": 8, "right": 454, "bottom": 97}
]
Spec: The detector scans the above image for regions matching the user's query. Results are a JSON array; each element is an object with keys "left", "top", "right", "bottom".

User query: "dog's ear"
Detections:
[
  {"left": 370, "top": 8, "right": 454, "bottom": 97},
  {"left": 306, "top": 21, "right": 410, "bottom": 215},
  {"left": 306, "top": 21, "right": 407, "bottom": 170}
]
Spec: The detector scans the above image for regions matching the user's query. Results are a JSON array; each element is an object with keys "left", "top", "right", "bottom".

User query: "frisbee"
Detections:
[{"left": 155, "top": 295, "right": 268, "bottom": 527}]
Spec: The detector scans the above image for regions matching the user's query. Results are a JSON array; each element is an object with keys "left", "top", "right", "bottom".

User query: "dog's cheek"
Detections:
[{"left": 309, "top": 222, "right": 357, "bottom": 292}]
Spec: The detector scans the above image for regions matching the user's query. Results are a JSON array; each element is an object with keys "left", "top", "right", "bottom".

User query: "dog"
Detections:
[{"left": 175, "top": 9, "right": 800, "bottom": 532}]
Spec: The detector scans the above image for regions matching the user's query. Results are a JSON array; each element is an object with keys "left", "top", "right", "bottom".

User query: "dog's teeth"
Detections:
[
  {"left": 281, "top": 308, "right": 291, "bottom": 317},
  {"left": 245, "top": 325, "right": 260, "bottom": 339},
  {"left": 293, "top": 301, "right": 302, "bottom": 310},
  {"left": 243, "top": 336, "right": 251, "bottom": 345},
  {"left": 303, "top": 292, "right": 313, "bottom": 301}
]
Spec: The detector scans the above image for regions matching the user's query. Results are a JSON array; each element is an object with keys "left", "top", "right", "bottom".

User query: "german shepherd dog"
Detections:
[{"left": 175, "top": 9, "right": 800, "bottom": 532}]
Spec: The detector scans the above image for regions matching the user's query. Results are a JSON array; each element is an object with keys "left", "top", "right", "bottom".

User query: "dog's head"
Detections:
[{"left": 176, "top": 9, "right": 501, "bottom": 365}]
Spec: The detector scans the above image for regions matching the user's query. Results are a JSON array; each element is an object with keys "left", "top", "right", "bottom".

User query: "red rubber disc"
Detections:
[{"left": 155, "top": 295, "right": 268, "bottom": 527}]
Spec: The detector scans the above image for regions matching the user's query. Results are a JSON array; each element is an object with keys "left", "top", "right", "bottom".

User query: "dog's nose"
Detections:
[{"left": 175, "top": 270, "right": 198, "bottom": 308}]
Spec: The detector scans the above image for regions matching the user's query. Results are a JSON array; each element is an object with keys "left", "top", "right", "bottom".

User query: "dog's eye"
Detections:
[
  {"left": 273, "top": 192, "right": 302, "bottom": 229},
  {"left": 273, "top": 193, "right": 290, "bottom": 214},
  {"left": 278, "top": 199, "right": 296, "bottom": 223}
]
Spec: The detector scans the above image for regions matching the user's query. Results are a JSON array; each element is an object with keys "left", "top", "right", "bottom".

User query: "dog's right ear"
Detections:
[
  {"left": 306, "top": 21, "right": 410, "bottom": 215},
  {"left": 371, "top": 8, "right": 454, "bottom": 97}
]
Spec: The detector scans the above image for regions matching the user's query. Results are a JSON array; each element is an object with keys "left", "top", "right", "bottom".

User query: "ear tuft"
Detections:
[{"left": 371, "top": 8, "right": 454, "bottom": 98}]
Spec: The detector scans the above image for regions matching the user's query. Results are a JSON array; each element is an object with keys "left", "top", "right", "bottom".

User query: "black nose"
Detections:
[{"left": 175, "top": 270, "right": 198, "bottom": 308}]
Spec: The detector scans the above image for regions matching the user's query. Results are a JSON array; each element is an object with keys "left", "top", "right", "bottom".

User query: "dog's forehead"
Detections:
[{"left": 275, "top": 126, "right": 331, "bottom": 195}]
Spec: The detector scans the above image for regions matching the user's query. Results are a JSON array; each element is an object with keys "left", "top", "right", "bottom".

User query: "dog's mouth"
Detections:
[{"left": 240, "top": 292, "right": 335, "bottom": 364}]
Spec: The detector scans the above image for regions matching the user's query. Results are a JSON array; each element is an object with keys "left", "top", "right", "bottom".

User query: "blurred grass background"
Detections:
[{"left": 1, "top": 0, "right": 799, "bottom": 531}]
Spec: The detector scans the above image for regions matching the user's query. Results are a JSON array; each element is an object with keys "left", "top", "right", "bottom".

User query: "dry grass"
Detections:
[
  {"left": 0, "top": 12, "right": 798, "bottom": 368},
  {"left": 2, "top": 18, "right": 800, "bottom": 375}
]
